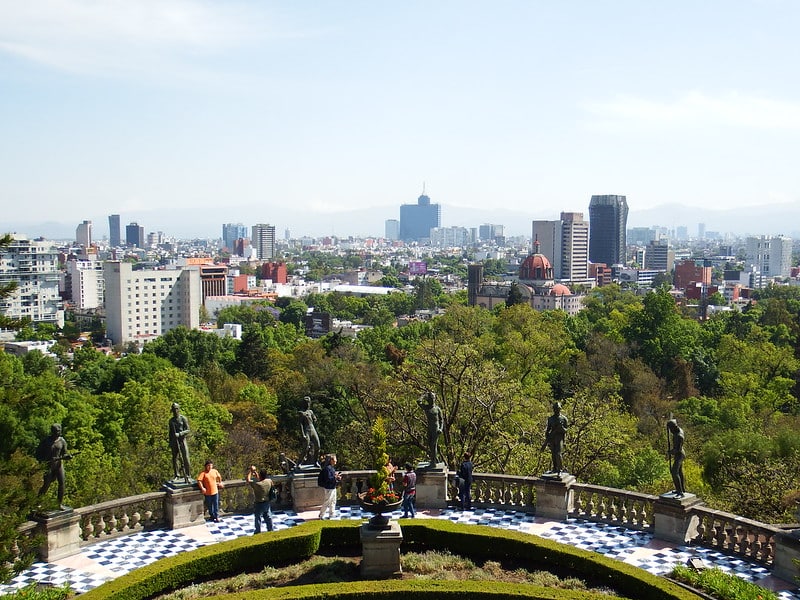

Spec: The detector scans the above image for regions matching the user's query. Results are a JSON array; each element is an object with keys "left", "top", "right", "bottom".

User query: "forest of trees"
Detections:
[{"left": 3, "top": 281, "right": 800, "bottom": 580}]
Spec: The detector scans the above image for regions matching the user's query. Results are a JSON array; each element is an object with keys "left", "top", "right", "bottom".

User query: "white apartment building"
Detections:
[
  {"left": 745, "top": 235, "right": 792, "bottom": 281},
  {"left": 532, "top": 212, "right": 589, "bottom": 281},
  {"left": 0, "top": 235, "right": 64, "bottom": 327},
  {"left": 65, "top": 259, "right": 105, "bottom": 309},
  {"left": 103, "top": 261, "right": 200, "bottom": 346}
]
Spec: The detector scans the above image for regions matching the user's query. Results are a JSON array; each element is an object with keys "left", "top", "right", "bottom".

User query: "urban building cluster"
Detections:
[{"left": 1, "top": 193, "right": 798, "bottom": 351}]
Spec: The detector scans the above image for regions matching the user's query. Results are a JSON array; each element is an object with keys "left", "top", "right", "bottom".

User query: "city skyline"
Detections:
[{"left": 3, "top": 2, "right": 800, "bottom": 240}]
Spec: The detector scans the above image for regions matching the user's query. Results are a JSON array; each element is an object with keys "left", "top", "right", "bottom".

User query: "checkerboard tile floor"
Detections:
[{"left": 2, "top": 507, "right": 798, "bottom": 598}]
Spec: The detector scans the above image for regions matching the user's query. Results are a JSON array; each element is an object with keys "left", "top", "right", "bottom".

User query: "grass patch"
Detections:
[
  {"left": 669, "top": 564, "right": 777, "bottom": 600},
  {"left": 153, "top": 551, "right": 622, "bottom": 599}
]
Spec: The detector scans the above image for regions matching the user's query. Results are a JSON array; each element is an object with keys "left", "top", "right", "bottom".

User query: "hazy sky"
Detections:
[{"left": 2, "top": 1, "right": 799, "bottom": 238}]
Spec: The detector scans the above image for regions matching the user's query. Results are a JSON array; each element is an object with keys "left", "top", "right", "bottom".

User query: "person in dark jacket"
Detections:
[
  {"left": 318, "top": 454, "right": 341, "bottom": 519},
  {"left": 457, "top": 452, "right": 474, "bottom": 510}
]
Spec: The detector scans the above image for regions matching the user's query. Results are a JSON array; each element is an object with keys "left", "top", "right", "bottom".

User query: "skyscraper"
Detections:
[
  {"left": 126, "top": 222, "right": 145, "bottom": 248},
  {"left": 399, "top": 192, "right": 441, "bottom": 242},
  {"left": 385, "top": 219, "right": 399, "bottom": 241},
  {"left": 222, "top": 223, "right": 248, "bottom": 252},
  {"left": 108, "top": 214, "right": 121, "bottom": 247},
  {"left": 75, "top": 220, "right": 92, "bottom": 249},
  {"left": 560, "top": 212, "right": 589, "bottom": 281},
  {"left": 589, "top": 195, "right": 628, "bottom": 266},
  {"left": 531, "top": 212, "right": 589, "bottom": 281},
  {"left": 252, "top": 223, "right": 276, "bottom": 260}
]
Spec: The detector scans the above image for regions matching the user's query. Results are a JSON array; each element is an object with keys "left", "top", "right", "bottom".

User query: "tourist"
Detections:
[
  {"left": 457, "top": 452, "right": 474, "bottom": 510},
  {"left": 246, "top": 465, "right": 274, "bottom": 533},
  {"left": 197, "top": 460, "right": 224, "bottom": 522},
  {"left": 401, "top": 463, "right": 417, "bottom": 518},
  {"left": 317, "top": 453, "right": 341, "bottom": 519}
]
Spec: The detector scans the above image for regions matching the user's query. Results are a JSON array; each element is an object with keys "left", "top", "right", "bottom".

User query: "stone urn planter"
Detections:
[{"left": 359, "top": 493, "right": 402, "bottom": 530}]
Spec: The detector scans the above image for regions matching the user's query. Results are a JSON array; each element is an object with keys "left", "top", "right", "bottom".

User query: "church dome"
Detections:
[
  {"left": 519, "top": 253, "right": 553, "bottom": 281},
  {"left": 550, "top": 283, "right": 572, "bottom": 296}
]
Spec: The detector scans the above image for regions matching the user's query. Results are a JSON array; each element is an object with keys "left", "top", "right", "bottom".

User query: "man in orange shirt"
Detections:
[{"left": 197, "top": 460, "right": 224, "bottom": 522}]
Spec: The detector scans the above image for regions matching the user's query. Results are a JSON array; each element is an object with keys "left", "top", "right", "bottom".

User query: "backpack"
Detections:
[
  {"left": 317, "top": 467, "right": 328, "bottom": 487},
  {"left": 268, "top": 483, "right": 278, "bottom": 502}
]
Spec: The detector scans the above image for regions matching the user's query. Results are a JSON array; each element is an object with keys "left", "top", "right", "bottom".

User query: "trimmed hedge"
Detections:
[
  {"left": 79, "top": 519, "right": 703, "bottom": 600},
  {"left": 182, "top": 580, "right": 634, "bottom": 599}
]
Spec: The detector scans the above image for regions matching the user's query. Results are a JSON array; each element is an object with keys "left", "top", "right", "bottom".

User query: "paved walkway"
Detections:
[{"left": 2, "top": 506, "right": 799, "bottom": 598}]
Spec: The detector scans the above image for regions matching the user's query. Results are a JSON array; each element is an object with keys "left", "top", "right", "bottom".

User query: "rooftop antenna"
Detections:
[{"left": 422, "top": 182, "right": 426, "bottom": 195}]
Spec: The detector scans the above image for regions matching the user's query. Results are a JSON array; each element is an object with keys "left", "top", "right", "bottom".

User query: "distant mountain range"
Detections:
[{"left": 6, "top": 200, "right": 800, "bottom": 241}]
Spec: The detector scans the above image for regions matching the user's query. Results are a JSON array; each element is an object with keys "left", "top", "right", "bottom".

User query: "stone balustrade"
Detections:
[
  {"left": 570, "top": 483, "right": 656, "bottom": 530},
  {"left": 20, "top": 470, "right": 800, "bottom": 581},
  {"left": 75, "top": 492, "right": 165, "bottom": 544},
  {"left": 693, "top": 505, "right": 779, "bottom": 565}
]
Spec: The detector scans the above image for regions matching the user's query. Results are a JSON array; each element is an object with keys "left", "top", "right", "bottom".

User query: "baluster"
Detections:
[
  {"left": 106, "top": 513, "right": 117, "bottom": 535},
  {"left": 586, "top": 492, "right": 596, "bottom": 518},
  {"left": 598, "top": 495, "right": 608, "bottom": 520},
  {"left": 94, "top": 515, "right": 106, "bottom": 539},
  {"left": 695, "top": 515, "right": 706, "bottom": 540},
  {"left": 81, "top": 517, "right": 93, "bottom": 541},
  {"left": 118, "top": 512, "right": 129, "bottom": 532}
]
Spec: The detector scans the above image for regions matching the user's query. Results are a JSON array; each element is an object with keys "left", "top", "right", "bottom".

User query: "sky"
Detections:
[{"left": 2, "top": 1, "right": 800, "bottom": 239}]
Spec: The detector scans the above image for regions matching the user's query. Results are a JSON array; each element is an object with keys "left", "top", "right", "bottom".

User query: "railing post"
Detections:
[
  {"left": 534, "top": 474, "right": 576, "bottom": 520},
  {"left": 653, "top": 493, "right": 703, "bottom": 543},
  {"left": 163, "top": 484, "right": 204, "bottom": 529},
  {"left": 772, "top": 529, "right": 800, "bottom": 582},
  {"left": 33, "top": 510, "right": 81, "bottom": 561}
]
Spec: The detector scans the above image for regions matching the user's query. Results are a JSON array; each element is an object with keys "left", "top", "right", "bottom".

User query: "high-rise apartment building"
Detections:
[
  {"left": 745, "top": 235, "right": 792, "bottom": 280},
  {"left": 126, "top": 222, "right": 145, "bottom": 248},
  {"left": 222, "top": 223, "right": 249, "bottom": 252},
  {"left": 589, "top": 194, "right": 628, "bottom": 266},
  {"left": 385, "top": 219, "right": 400, "bottom": 241},
  {"left": 478, "top": 224, "right": 504, "bottom": 243},
  {"left": 108, "top": 214, "right": 121, "bottom": 247},
  {"left": 65, "top": 259, "right": 105, "bottom": 309},
  {"left": 531, "top": 220, "right": 561, "bottom": 276},
  {"left": 251, "top": 223, "right": 276, "bottom": 260},
  {"left": 76, "top": 220, "right": 92, "bottom": 249},
  {"left": 399, "top": 192, "right": 441, "bottom": 242},
  {"left": 642, "top": 239, "right": 674, "bottom": 272},
  {"left": 531, "top": 212, "right": 588, "bottom": 281},
  {"left": 103, "top": 261, "right": 200, "bottom": 346},
  {"left": 560, "top": 212, "right": 589, "bottom": 281},
  {"left": 0, "top": 235, "right": 64, "bottom": 326}
]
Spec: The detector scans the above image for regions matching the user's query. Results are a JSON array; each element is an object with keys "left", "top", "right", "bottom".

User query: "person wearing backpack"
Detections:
[
  {"left": 317, "top": 453, "right": 341, "bottom": 519},
  {"left": 246, "top": 466, "right": 274, "bottom": 533}
]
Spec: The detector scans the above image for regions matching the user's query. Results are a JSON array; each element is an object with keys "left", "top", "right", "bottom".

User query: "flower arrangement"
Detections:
[{"left": 362, "top": 417, "right": 400, "bottom": 505}]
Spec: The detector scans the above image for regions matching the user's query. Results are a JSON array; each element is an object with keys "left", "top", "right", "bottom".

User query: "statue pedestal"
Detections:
[
  {"left": 34, "top": 509, "right": 81, "bottom": 561},
  {"left": 360, "top": 521, "right": 403, "bottom": 578},
  {"left": 773, "top": 529, "right": 800, "bottom": 583},
  {"left": 291, "top": 472, "right": 326, "bottom": 512},
  {"left": 415, "top": 465, "right": 447, "bottom": 509},
  {"left": 534, "top": 474, "right": 576, "bottom": 520},
  {"left": 163, "top": 483, "right": 204, "bottom": 529},
  {"left": 653, "top": 493, "right": 703, "bottom": 544}
]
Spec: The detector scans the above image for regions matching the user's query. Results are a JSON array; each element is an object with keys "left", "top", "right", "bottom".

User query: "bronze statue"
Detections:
[
  {"left": 541, "top": 402, "right": 568, "bottom": 476},
  {"left": 418, "top": 391, "right": 443, "bottom": 466},
  {"left": 168, "top": 403, "right": 191, "bottom": 483},
  {"left": 667, "top": 418, "right": 686, "bottom": 497},
  {"left": 38, "top": 423, "right": 72, "bottom": 510},
  {"left": 298, "top": 396, "right": 321, "bottom": 467}
]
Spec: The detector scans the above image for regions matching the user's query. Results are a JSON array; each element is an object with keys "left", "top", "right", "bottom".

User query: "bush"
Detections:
[
  {"left": 670, "top": 564, "right": 777, "bottom": 600},
  {"left": 79, "top": 520, "right": 702, "bottom": 600}
]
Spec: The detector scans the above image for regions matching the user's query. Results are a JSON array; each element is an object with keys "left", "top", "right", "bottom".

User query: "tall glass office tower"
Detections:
[
  {"left": 108, "top": 214, "right": 121, "bottom": 247},
  {"left": 399, "top": 193, "right": 441, "bottom": 242},
  {"left": 588, "top": 195, "right": 628, "bottom": 266}
]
